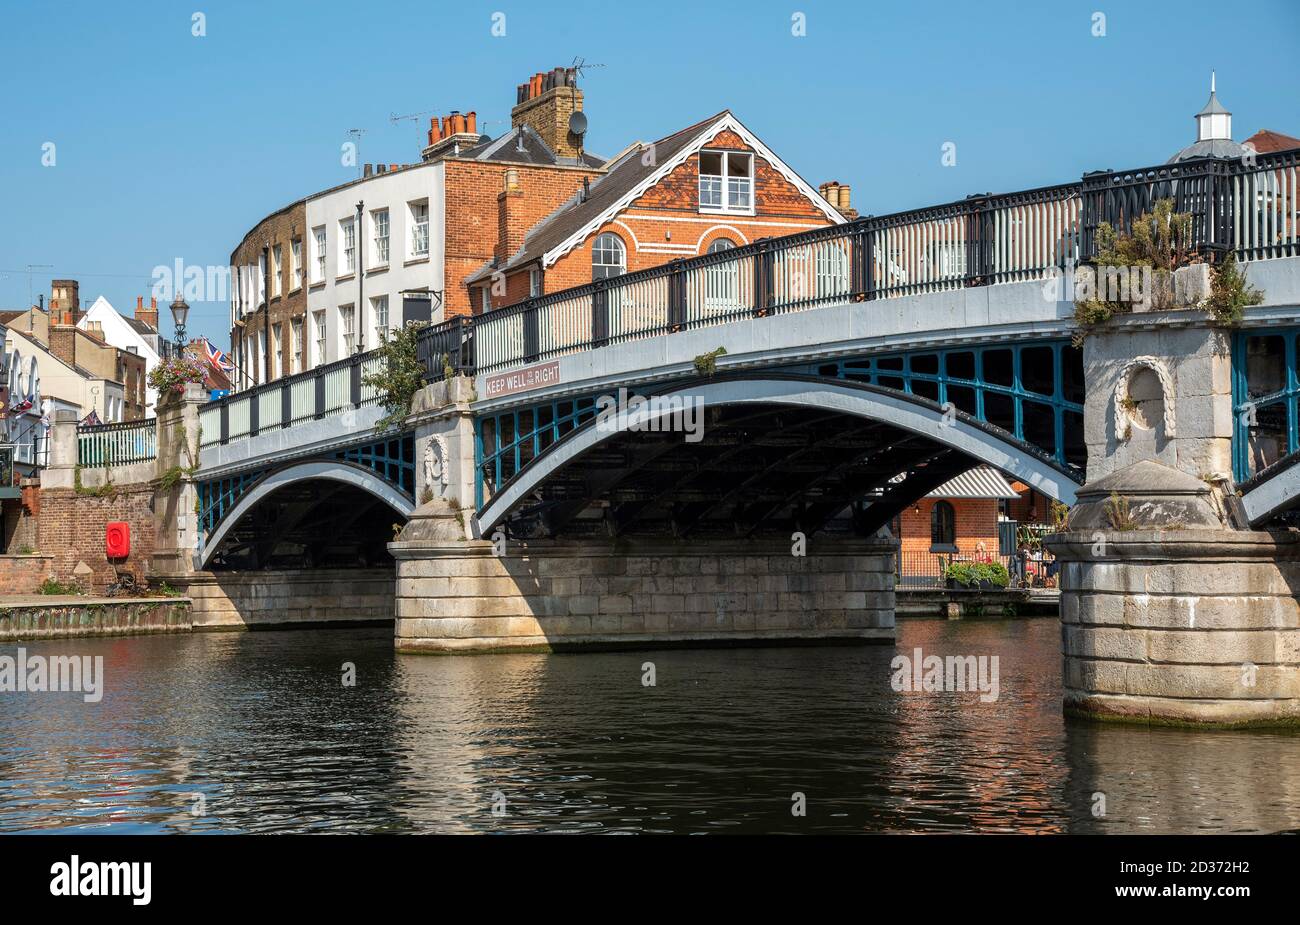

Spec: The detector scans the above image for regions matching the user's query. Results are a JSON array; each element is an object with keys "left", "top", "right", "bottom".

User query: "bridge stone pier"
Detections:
[
  {"left": 1049, "top": 306, "right": 1300, "bottom": 727},
  {"left": 390, "top": 378, "right": 896, "bottom": 652}
]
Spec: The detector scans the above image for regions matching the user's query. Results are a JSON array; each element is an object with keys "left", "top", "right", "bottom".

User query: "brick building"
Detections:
[
  {"left": 230, "top": 199, "right": 308, "bottom": 388},
  {"left": 228, "top": 65, "right": 848, "bottom": 384},
  {"left": 895, "top": 467, "right": 1056, "bottom": 587},
  {"left": 465, "top": 110, "right": 848, "bottom": 309}
]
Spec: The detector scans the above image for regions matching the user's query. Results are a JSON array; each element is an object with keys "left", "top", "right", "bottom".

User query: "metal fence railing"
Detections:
[
  {"left": 896, "top": 548, "right": 1058, "bottom": 590},
  {"left": 77, "top": 418, "right": 157, "bottom": 467},
  {"left": 414, "top": 149, "right": 1298, "bottom": 385}
]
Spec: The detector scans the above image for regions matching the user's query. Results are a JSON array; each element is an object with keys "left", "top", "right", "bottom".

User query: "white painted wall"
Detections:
[
  {"left": 77, "top": 296, "right": 163, "bottom": 416},
  {"left": 305, "top": 162, "right": 446, "bottom": 369}
]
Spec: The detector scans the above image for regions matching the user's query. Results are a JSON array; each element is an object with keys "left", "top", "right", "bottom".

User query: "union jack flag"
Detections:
[
  {"left": 81, "top": 409, "right": 102, "bottom": 426},
  {"left": 203, "top": 338, "right": 236, "bottom": 374}
]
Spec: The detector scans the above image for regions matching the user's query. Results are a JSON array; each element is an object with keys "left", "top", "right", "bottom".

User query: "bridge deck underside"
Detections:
[
  {"left": 500, "top": 403, "right": 991, "bottom": 540},
  {"left": 205, "top": 481, "right": 404, "bottom": 571}
]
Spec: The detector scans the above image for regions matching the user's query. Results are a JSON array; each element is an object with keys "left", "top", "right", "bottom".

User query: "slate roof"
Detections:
[{"left": 459, "top": 123, "right": 606, "bottom": 169}]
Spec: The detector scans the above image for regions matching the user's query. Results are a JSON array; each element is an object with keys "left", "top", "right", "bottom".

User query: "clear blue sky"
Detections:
[{"left": 1, "top": 0, "right": 1297, "bottom": 346}]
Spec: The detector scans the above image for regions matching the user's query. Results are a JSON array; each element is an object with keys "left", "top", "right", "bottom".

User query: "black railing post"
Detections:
[
  {"left": 591, "top": 281, "right": 609, "bottom": 347},
  {"left": 350, "top": 354, "right": 362, "bottom": 408},
  {"left": 964, "top": 193, "right": 992, "bottom": 287},
  {"left": 863, "top": 223, "right": 877, "bottom": 301},
  {"left": 219, "top": 401, "right": 229, "bottom": 445},
  {"left": 313, "top": 367, "right": 325, "bottom": 419},
  {"left": 849, "top": 221, "right": 871, "bottom": 300},
  {"left": 753, "top": 239, "right": 773, "bottom": 316},
  {"left": 523, "top": 300, "right": 540, "bottom": 362},
  {"left": 461, "top": 315, "right": 475, "bottom": 375},
  {"left": 281, "top": 380, "right": 291, "bottom": 428},
  {"left": 668, "top": 259, "right": 686, "bottom": 331},
  {"left": 249, "top": 389, "right": 259, "bottom": 437}
]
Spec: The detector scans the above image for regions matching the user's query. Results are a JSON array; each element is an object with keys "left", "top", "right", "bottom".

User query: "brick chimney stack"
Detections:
[
  {"left": 496, "top": 168, "right": 527, "bottom": 265},
  {"left": 135, "top": 295, "right": 159, "bottom": 329},
  {"left": 819, "top": 181, "right": 858, "bottom": 221},
  {"left": 511, "top": 67, "right": 584, "bottom": 160},
  {"left": 49, "top": 279, "right": 80, "bottom": 326},
  {"left": 421, "top": 110, "right": 481, "bottom": 162}
]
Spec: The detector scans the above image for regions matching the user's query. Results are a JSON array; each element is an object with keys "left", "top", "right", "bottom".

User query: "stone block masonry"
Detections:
[
  {"left": 1053, "top": 530, "right": 1300, "bottom": 726},
  {"left": 177, "top": 568, "right": 395, "bottom": 631},
  {"left": 391, "top": 507, "right": 895, "bottom": 653}
]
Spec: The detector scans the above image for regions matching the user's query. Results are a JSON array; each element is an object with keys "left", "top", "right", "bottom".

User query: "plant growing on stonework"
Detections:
[
  {"left": 1104, "top": 491, "right": 1136, "bottom": 531},
  {"left": 694, "top": 346, "right": 727, "bottom": 377},
  {"left": 363, "top": 321, "right": 431, "bottom": 432},
  {"left": 148, "top": 353, "right": 207, "bottom": 395},
  {"left": 1073, "top": 198, "right": 1195, "bottom": 338},
  {"left": 1049, "top": 500, "right": 1071, "bottom": 531},
  {"left": 1205, "top": 252, "right": 1264, "bottom": 327}
]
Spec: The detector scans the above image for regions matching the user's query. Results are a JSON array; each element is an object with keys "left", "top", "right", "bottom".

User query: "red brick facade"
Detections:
[
  {"left": 34, "top": 486, "right": 157, "bottom": 592},
  {"left": 442, "top": 159, "right": 601, "bottom": 318},
  {"left": 474, "top": 123, "right": 840, "bottom": 310}
]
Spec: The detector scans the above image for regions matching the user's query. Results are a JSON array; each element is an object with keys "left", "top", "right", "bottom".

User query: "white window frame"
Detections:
[
  {"left": 311, "top": 226, "right": 326, "bottom": 283},
  {"left": 529, "top": 267, "right": 541, "bottom": 298},
  {"left": 339, "top": 218, "right": 356, "bottom": 276},
  {"left": 480, "top": 287, "right": 491, "bottom": 313},
  {"left": 290, "top": 239, "right": 303, "bottom": 291},
  {"left": 340, "top": 304, "right": 356, "bottom": 354},
  {"left": 271, "top": 245, "right": 283, "bottom": 298},
  {"left": 272, "top": 323, "right": 284, "bottom": 379},
  {"left": 409, "top": 200, "right": 429, "bottom": 258},
  {"left": 591, "top": 232, "right": 626, "bottom": 280},
  {"left": 698, "top": 149, "right": 754, "bottom": 215},
  {"left": 371, "top": 294, "right": 389, "bottom": 340},
  {"left": 290, "top": 318, "right": 303, "bottom": 374},
  {"left": 372, "top": 208, "right": 390, "bottom": 266},
  {"left": 313, "top": 310, "right": 327, "bottom": 365},
  {"left": 257, "top": 253, "right": 267, "bottom": 305}
]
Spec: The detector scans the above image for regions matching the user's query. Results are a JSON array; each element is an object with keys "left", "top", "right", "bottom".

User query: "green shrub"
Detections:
[
  {"left": 943, "top": 561, "right": 1010, "bottom": 588},
  {"left": 38, "top": 577, "right": 82, "bottom": 596}
]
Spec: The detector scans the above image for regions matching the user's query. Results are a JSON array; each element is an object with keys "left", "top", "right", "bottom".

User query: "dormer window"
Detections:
[{"left": 699, "top": 150, "right": 753, "bottom": 214}]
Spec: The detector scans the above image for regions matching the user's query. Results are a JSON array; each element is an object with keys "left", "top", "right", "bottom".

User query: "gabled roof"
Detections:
[
  {"left": 466, "top": 110, "right": 845, "bottom": 285},
  {"left": 458, "top": 123, "right": 606, "bottom": 168}
]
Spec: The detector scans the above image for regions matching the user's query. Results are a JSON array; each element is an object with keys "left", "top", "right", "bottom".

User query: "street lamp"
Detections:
[{"left": 170, "top": 293, "right": 189, "bottom": 353}]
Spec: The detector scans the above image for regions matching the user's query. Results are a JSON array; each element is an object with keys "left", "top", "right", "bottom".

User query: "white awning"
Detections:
[{"left": 926, "top": 467, "right": 1020, "bottom": 500}]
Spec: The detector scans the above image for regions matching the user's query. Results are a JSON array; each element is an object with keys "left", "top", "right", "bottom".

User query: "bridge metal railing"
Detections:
[
  {"left": 77, "top": 417, "right": 157, "bottom": 467},
  {"left": 199, "top": 351, "right": 387, "bottom": 448},
  {"left": 412, "top": 150, "right": 1298, "bottom": 384}
]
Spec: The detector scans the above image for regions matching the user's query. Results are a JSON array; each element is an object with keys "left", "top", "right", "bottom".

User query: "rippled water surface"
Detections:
[{"left": 2, "top": 618, "right": 1299, "bottom": 833}]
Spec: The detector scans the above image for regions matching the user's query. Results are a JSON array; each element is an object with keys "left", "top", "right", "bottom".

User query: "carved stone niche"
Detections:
[{"left": 1114, "top": 356, "right": 1175, "bottom": 442}]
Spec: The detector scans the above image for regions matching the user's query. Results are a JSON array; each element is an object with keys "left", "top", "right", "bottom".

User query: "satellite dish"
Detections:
[{"left": 568, "top": 111, "right": 588, "bottom": 137}]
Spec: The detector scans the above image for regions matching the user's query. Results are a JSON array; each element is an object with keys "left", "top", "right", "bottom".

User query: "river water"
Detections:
[{"left": 2, "top": 617, "right": 1298, "bottom": 834}]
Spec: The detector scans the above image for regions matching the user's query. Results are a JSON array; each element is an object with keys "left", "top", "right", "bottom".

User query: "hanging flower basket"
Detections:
[{"left": 148, "top": 354, "right": 207, "bottom": 395}]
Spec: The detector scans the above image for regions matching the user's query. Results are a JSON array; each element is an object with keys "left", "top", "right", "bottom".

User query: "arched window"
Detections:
[
  {"left": 592, "top": 233, "right": 626, "bottom": 280},
  {"left": 704, "top": 238, "right": 740, "bottom": 314},
  {"left": 930, "top": 500, "right": 956, "bottom": 550}
]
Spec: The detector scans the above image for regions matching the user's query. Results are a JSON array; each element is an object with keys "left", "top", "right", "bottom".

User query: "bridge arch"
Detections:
[
  {"left": 200, "top": 460, "right": 415, "bottom": 569},
  {"left": 476, "top": 374, "right": 1080, "bottom": 538}
]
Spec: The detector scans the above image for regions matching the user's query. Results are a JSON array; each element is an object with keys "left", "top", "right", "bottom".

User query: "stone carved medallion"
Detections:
[{"left": 422, "top": 434, "right": 449, "bottom": 499}]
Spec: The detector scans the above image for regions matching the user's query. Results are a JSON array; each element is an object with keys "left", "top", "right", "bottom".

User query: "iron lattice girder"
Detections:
[{"left": 502, "top": 400, "right": 980, "bottom": 538}]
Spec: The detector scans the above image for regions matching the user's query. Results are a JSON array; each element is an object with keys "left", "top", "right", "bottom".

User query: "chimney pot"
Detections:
[
  {"left": 363, "top": 164, "right": 374, "bottom": 177},
  {"left": 466, "top": 111, "right": 476, "bottom": 134}
]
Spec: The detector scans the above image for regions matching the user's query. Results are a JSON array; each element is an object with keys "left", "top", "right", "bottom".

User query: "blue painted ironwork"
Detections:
[
  {"left": 801, "top": 340, "right": 1085, "bottom": 471},
  {"left": 474, "top": 339, "right": 1084, "bottom": 507},
  {"left": 1232, "top": 328, "right": 1300, "bottom": 484},
  {"left": 198, "top": 432, "right": 415, "bottom": 538}
]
